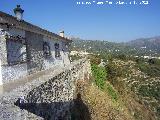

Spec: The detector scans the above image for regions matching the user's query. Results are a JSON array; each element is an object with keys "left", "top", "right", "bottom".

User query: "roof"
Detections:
[{"left": 0, "top": 11, "right": 72, "bottom": 42}]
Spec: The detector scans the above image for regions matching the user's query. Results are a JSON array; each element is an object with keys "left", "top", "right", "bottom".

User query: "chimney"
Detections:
[
  {"left": 13, "top": 5, "right": 24, "bottom": 21},
  {"left": 59, "top": 31, "right": 64, "bottom": 37}
]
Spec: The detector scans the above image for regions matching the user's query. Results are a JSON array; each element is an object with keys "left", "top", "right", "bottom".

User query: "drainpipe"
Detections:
[{"left": 0, "top": 60, "right": 2, "bottom": 85}]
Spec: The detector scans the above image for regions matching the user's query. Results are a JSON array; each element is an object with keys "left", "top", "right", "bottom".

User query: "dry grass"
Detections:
[{"left": 73, "top": 80, "right": 134, "bottom": 120}]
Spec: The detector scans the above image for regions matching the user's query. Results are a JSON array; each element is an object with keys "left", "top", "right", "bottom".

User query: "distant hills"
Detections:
[
  {"left": 126, "top": 36, "right": 160, "bottom": 53},
  {"left": 71, "top": 36, "right": 160, "bottom": 56}
]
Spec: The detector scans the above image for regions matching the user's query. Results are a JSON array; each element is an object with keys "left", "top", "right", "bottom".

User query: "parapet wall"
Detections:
[{"left": 0, "top": 58, "right": 91, "bottom": 120}]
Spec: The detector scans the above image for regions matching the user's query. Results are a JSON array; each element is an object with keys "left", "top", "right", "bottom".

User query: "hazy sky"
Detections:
[{"left": 0, "top": 0, "right": 160, "bottom": 42}]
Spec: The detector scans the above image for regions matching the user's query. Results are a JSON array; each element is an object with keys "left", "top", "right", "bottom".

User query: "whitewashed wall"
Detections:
[
  {"left": 43, "top": 36, "right": 64, "bottom": 70},
  {"left": 7, "top": 41, "right": 26, "bottom": 63},
  {"left": 2, "top": 63, "right": 28, "bottom": 84},
  {"left": 0, "top": 60, "right": 2, "bottom": 85},
  {"left": 62, "top": 41, "right": 70, "bottom": 66},
  {"left": 0, "top": 26, "right": 70, "bottom": 84},
  {"left": 8, "top": 28, "right": 25, "bottom": 37},
  {"left": 0, "top": 27, "right": 28, "bottom": 84}
]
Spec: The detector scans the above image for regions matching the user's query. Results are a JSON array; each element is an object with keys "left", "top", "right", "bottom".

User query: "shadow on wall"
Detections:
[
  {"left": 14, "top": 93, "right": 91, "bottom": 120},
  {"left": 71, "top": 93, "right": 91, "bottom": 120}
]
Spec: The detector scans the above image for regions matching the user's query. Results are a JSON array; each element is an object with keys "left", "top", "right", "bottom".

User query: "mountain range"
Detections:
[
  {"left": 126, "top": 36, "right": 160, "bottom": 53},
  {"left": 71, "top": 36, "right": 160, "bottom": 56}
]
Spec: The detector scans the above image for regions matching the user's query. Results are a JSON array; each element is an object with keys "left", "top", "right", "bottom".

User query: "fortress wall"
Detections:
[{"left": 0, "top": 58, "right": 91, "bottom": 120}]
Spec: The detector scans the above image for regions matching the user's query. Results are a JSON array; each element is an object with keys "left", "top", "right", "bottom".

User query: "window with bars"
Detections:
[
  {"left": 55, "top": 43, "right": 61, "bottom": 58},
  {"left": 6, "top": 39, "right": 27, "bottom": 65},
  {"left": 43, "top": 42, "right": 51, "bottom": 58}
]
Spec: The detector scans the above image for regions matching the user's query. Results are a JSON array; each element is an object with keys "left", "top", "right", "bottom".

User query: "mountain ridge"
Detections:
[{"left": 71, "top": 36, "right": 160, "bottom": 56}]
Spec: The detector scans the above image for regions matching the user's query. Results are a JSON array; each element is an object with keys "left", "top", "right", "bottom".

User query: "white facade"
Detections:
[
  {"left": 0, "top": 11, "right": 71, "bottom": 84},
  {"left": 0, "top": 60, "right": 2, "bottom": 85}
]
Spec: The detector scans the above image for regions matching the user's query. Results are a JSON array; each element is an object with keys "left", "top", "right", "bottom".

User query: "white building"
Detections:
[{"left": 0, "top": 5, "right": 72, "bottom": 84}]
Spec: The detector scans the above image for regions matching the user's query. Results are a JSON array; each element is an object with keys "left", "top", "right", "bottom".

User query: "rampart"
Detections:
[{"left": 0, "top": 58, "right": 91, "bottom": 120}]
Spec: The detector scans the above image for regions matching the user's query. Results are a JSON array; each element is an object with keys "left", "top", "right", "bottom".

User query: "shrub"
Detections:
[
  {"left": 137, "top": 63, "right": 160, "bottom": 77},
  {"left": 89, "top": 55, "right": 101, "bottom": 65},
  {"left": 70, "top": 55, "right": 82, "bottom": 61},
  {"left": 138, "top": 85, "right": 160, "bottom": 101},
  {"left": 105, "top": 83, "right": 118, "bottom": 101},
  {"left": 91, "top": 64, "right": 118, "bottom": 101},
  {"left": 157, "top": 107, "right": 160, "bottom": 116},
  {"left": 91, "top": 64, "right": 107, "bottom": 90}
]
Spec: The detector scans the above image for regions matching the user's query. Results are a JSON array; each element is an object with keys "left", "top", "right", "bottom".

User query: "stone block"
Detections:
[{"left": 0, "top": 60, "right": 2, "bottom": 85}]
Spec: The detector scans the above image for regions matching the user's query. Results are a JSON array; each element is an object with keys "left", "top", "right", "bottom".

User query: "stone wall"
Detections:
[
  {"left": 0, "top": 60, "right": 2, "bottom": 85},
  {"left": 0, "top": 25, "right": 71, "bottom": 84},
  {"left": 0, "top": 33, "right": 71, "bottom": 84},
  {"left": 0, "top": 13, "right": 71, "bottom": 84},
  {"left": 43, "top": 37, "right": 70, "bottom": 69},
  {"left": 0, "top": 35, "right": 28, "bottom": 84},
  {"left": 25, "top": 31, "right": 45, "bottom": 74},
  {"left": 0, "top": 36, "right": 7, "bottom": 65},
  {"left": 62, "top": 41, "right": 70, "bottom": 66},
  {"left": 2, "top": 63, "right": 27, "bottom": 84},
  {"left": 43, "top": 36, "right": 63, "bottom": 70},
  {"left": 0, "top": 58, "right": 91, "bottom": 120}
]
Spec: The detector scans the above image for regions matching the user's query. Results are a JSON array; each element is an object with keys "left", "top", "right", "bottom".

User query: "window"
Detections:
[
  {"left": 6, "top": 39, "right": 27, "bottom": 65},
  {"left": 43, "top": 42, "right": 51, "bottom": 58},
  {"left": 62, "top": 42, "right": 69, "bottom": 52},
  {"left": 55, "top": 43, "right": 61, "bottom": 58}
]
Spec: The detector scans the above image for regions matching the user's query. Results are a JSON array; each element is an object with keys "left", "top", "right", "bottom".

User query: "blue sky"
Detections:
[{"left": 0, "top": 0, "right": 160, "bottom": 42}]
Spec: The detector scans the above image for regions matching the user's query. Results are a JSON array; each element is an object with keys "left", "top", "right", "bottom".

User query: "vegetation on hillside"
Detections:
[
  {"left": 90, "top": 55, "right": 118, "bottom": 101},
  {"left": 69, "top": 54, "right": 82, "bottom": 62},
  {"left": 104, "top": 55, "right": 159, "bottom": 119},
  {"left": 136, "top": 58, "right": 160, "bottom": 77},
  {"left": 70, "top": 38, "right": 160, "bottom": 119},
  {"left": 89, "top": 54, "right": 158, "bottom": 119},
  {"left": 71, "top": 38, "right": 160, "bottom": 57},
  {"left": 91, "top": 64, "right": 106, "bottom": 90},
  {"left": 70, "top": 53, "right": 159, "bottom": 119},
  {"left": 71, "top": 80, "right": 134, "bottom": 120}
]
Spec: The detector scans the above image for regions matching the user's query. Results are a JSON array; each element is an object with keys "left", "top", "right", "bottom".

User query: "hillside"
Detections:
[
  {"left": 106, "top": 58, "right": 160, "bottom": 119},
  {"left": 71, "top": 37, "right": 160, "bottom": 56},
  {"left": 71, "top": 56, "right": 159, "bottom": 120},
  {"left": 126, "top": 36, "right": 160, "bottom": 53},
  {"left": 71, "top": 80, "right": 134, "bottom": 120},
  {"left": 71, "top": 38, "right": 132, "bottom": 55},
  {"left": 70, "top": 37, "right": 160, "bottom": 119}
]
